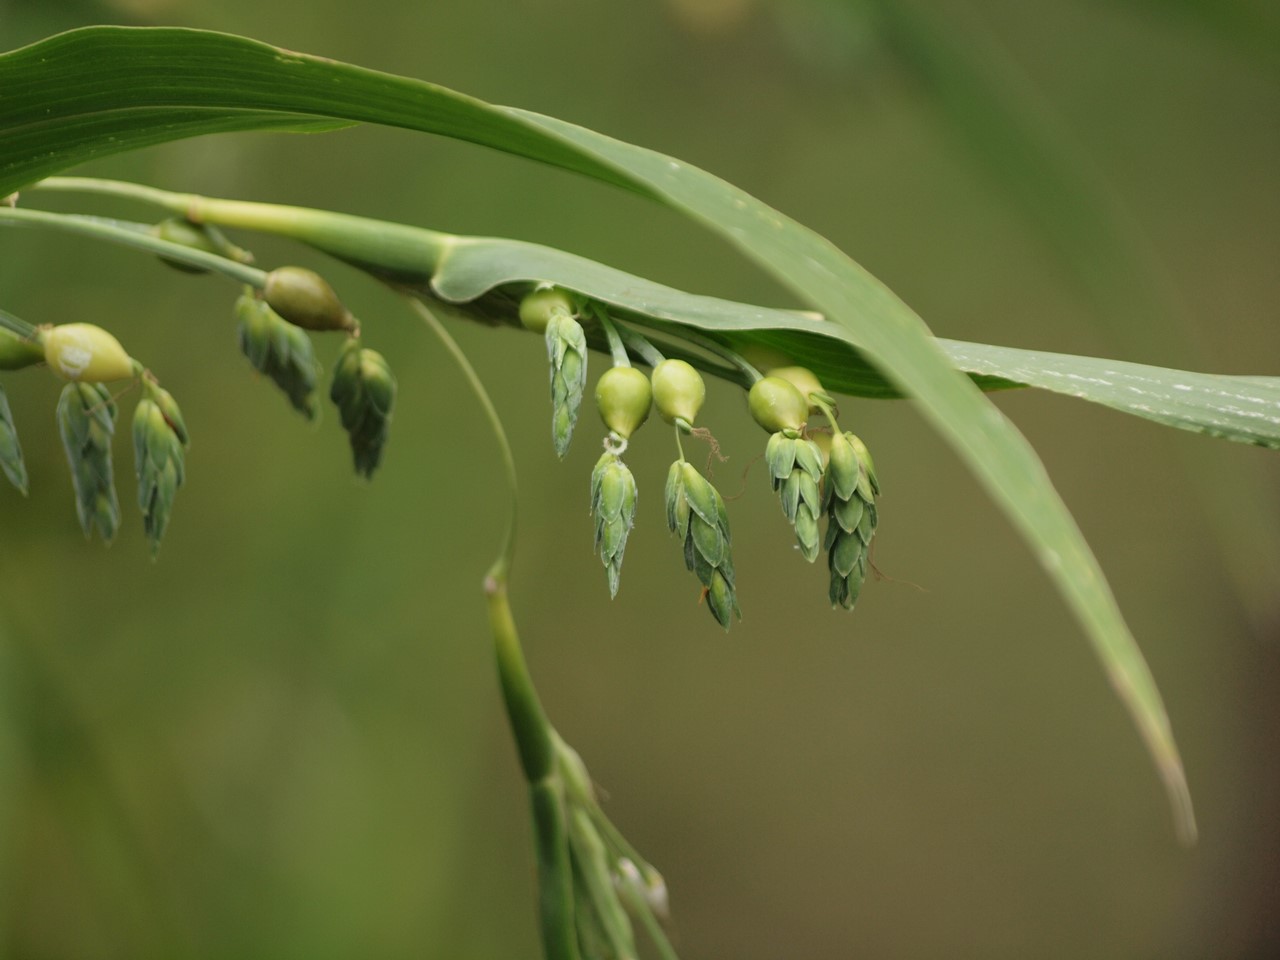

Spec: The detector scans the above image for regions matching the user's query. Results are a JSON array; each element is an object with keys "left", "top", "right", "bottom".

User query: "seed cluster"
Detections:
[{"left": 522, "top": 288, "right": 881, "bottom": 629}]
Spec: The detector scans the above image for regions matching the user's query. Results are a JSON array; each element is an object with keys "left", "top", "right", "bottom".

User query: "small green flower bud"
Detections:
[
  {"left": 43, "top": 323, "right": 135, "bottom": 383},
  {"left": 590, "top": 451, "right": 639, "bottom": 597},
  {"left": 748, "top": 376, "right": 807, "bottom": 434},
  {"left": 329, "top": 339, "right": 396, "bottom": 478},
  {"left": 650, "top": 358, "right": 705, "bottom": 426},
  {"left": 263, "top": 267, "right": 355, "bottom": 332},
  {"left": 595, "top": 366, "right": 651, "bottom": 439},
  {"left": 150, "top": 218, "right": 219, "bottom": 274},
  {"left": 767, "top": 365, "right": 825, "bottom": 413},
  {"left": 518, "top": 287, "right": 576, "bottom": 333},
  {"left": 0, "top": 329, "right": 44, "bottom": 371},
  {"left": 234, "top": 292, "right": 321, "bottom": 420}
]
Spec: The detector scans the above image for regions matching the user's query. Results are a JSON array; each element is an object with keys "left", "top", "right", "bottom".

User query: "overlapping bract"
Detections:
[
  {"left": 545, "top": 313, "right": 587, "bottom": 458},
  {"left": 235, "top": 291, "right": 320, "bottom": 419},
  {"left": 0, "top": 383, "right": 27, "bottom": 494},
  {"left": 556, "top": 741, "right": 670, "bottom": 960},
  {"left": 133, "top": 386, "right": 188, "bottom": 556},
  {"left": 665, "top": 459, "right": 740, "bottom": 629},
  {"left": 824, "top": 430, "right": 879, "bottom": 609},
  {"left": 765, "top": 431, "right": 824, "bottom": 562},
  {"left": 590, "top": 451, "right": 637, "bottom": 598},
  {"left": 330, "top": 338, "right": 395, "bottom": 478},
  {"left": 56, "top": 381, "right": 119, "bottom": 542}
]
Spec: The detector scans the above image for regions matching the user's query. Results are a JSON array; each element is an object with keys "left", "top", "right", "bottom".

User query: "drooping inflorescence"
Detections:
[
  {"left": 823, "top": 429, "right": 879, "bottom": 609},
  {"left": 235, "top": 290, "right": 322, "bottom": 420},
  {"left": 523, "top": 288, "right": 589, "bottom": 460},
  {"left": 330, "top": 337, "right": 396, "bottom": 479},
  {"left": 56, "top": 380, "right": 122, "bottom": 543}
]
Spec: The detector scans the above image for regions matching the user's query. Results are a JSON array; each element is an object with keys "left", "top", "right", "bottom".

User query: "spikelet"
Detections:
[
  {"left": 823, "top": 431, "right": 880, "bottom": 609},
  {"left": 665, "top": 459, "right": 740, "bottom": 629},
  {"left": 56, "top": 381, "right": 120, "bottom": 542}
]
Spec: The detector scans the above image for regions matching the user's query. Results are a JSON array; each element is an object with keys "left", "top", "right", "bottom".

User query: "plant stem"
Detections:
[
  {"left": 0, "top": 308, "right": 38, "bottom": 341},
  {"left": 594, "top": 308, "right": 630, "bottom": 368},
  {"left": 35, "top": 177, "right": 453, "bottom": 286},
  {"left": 0, "top": 208, "right": 266, "bottom": 286},
  {"left": 613, "top": 322, "right": 665, "bottom": 368},
  {"left": 408, "top": 297, "right": 576, "bottom": 959},
  {"left": 662, "top": 326, "right": 763, "bottom": 384}
]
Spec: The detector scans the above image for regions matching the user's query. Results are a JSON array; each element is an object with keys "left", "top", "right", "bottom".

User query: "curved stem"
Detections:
[
  {"left": 35, "top": 176, "right": 193, "bottom": 212},
  {"left": 613, "top": 322, "right": 665, "bottom": 368},
  {"left": 0, "top": 208, "right": 267, "bottom": 286},
  {"left": 407, "top": 296, "right": 575, "bottom": 959},
  {"left": 594, "top": 308, "right": 630, "bottom": 368},
  {"left": 408, "top": 298, "right": 517, "bottom": 580},
  {"left": 661, "top": 326, "right": 763, "bottom": 384},
  {"left": 35, "top": 177, "right": 452, "bottom": 284}
]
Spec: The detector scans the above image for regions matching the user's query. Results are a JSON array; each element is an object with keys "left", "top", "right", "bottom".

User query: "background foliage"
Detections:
[{"left": 1, "top": 0, "right": 1277, "bottom": 957}]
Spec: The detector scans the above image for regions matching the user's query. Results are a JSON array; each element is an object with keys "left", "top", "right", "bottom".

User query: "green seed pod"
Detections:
[
  {"left": 56, "top": 381, "right": 120, "bottom": 542},
  {"left": 747, "top": 376, "right": 807, "bottom": 434},
  {"left": 665, "top": 459, "right": 740, "bottom": 629},
  {"left": 767, "top": 365, "right": 825, "bottom": 414},
  {"left": 329, "top": 339, "right": 396, "bottom": 478},
  {"left": 590, "top": 451, "right": 639, "bottom": 598},
  {"left": 518, "top": 287, "right": 576, "bottom": 334},
  {"left": 650, "top": 358, "right": 706, "bottom": 426},
  {"left": 235, "top": 292, "right": 321, "bottom": 420},
  {"left": 822, "top": 430, "right": 880, "bottom": 610},
  {"left": 43, "top": 323, "right": 135, "bottom": 383},
  {"left": 546, "top": 313, "right": 588, "bottom": 458},
  {"left": 595, "top": 366, "right": 651, "bottom": 440},
  {"left": 133, "top": 390, "right": 188, "bottom": 557},
  {"left": 0, "top": 328, "right": 45, "bottom": 371},
  {"left": 0, "top": 383, "right": 28, "bottom": 494},
  {"left": 263, "top": 266, "right": 355, "bottom": 333}
]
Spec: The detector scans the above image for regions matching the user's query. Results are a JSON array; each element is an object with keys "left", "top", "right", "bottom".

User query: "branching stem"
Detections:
[{"left": 0, "top": 208, "right": 266, "bottom": 286}]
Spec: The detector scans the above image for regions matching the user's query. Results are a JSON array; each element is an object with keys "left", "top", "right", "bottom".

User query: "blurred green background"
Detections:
[{"left": 2, "top": 0, "right": 1278, "bottom": 957}]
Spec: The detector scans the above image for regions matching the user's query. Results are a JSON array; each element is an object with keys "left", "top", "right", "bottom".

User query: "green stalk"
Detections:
[
  {"left": 36, "top": 177, "right": 453, "bottom": 287},
  {"left": 0, "top": 308, "right": 38, "bottom": 341},
  {"left": 655, "top": 324, "right": 763, "bottom": 384},
  {"left": 408, "top": 298, "right": 575, "bottom": 959},
  {"left": 0, "top": 208, "right": 266, "bottom": 286},
  {"left": 613, "top": 322, "right": 665, "bottom": 368},
  {"left": 594, "top": 308, "right": 630, "bottom": 368}
]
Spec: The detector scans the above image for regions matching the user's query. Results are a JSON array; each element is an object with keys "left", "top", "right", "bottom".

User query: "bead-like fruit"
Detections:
[
  {"left": 519, "top": 287, "right": 576, "bottom": 333},
  {"left": 747, "top": 376, "right": 807, "bottom": 434},
  {"left": 767, "top": 366, "right": 824, "bottom": 413},
  {"left": 651, "top": 359, "right": 706, "bottom": 426},
  {"left": 263, "top": 267, "right": 354, "bottom": 332},
  {"left": 595, "top": 366, "right": 652, "bottom": 439},
  {"left": 43, "top": 323, "right": 134, "bottom": 382}
]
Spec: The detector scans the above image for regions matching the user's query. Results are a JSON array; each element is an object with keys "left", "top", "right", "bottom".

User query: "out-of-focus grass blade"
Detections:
[{"left": 0, "top": 26, "right": 1210, "bottom": 838}]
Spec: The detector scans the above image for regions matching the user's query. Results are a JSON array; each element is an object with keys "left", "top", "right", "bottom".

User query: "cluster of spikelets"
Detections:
[
  {"left": 519, "top": 287, "right": 880, "bottom": 629},
  {"left": 0, "top": 218, "right": 398, "bottom": 554}
]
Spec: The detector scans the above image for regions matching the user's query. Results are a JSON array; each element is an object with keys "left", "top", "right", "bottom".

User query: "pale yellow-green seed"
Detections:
[
  {"left": 767, "top": 366, "right": 825, "bottom": 413},
  {"left": 747, "top": 376, "right": 807, "bottom": 434},
  {"left": 651, "top": 358, "right": 706, "bottom": 425},
  {"left": 42, "top": 324, "right": 135, "bottom": 382},
  {"left": 595, "top": 366, "right": 652, "bottom": 439},
  {"left": 518, "top": 287, "right": 576, "bottom": 333}
]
